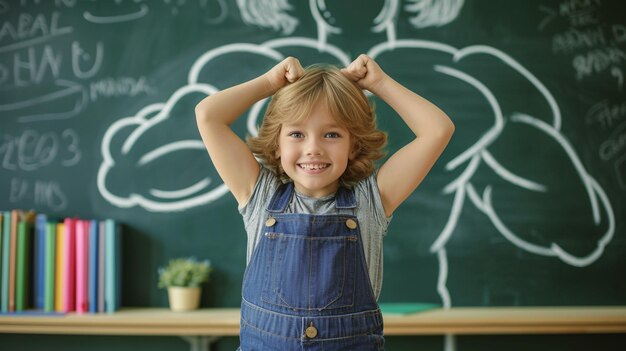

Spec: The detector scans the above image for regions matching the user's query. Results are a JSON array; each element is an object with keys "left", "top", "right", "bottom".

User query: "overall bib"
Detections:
[{"left": 239, "top": 182, "right": 384, "bottom": 351}]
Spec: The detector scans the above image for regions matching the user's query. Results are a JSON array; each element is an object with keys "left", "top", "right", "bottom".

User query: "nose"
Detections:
[{"left": 305, "top": 137, "right": 323, "bottom": 156}]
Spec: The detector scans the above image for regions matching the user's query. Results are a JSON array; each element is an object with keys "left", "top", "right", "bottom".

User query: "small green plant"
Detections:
[{"left": 158, "top": 257, "right": 212, "bottom": 288}]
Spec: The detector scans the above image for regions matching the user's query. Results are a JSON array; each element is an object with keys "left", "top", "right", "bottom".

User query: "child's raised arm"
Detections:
[
  {"left": 342, "top": 54, "right": 455, "bottom": 217},
  {"left": 195, "top": 57, "right": 304, "bottom": 206}
]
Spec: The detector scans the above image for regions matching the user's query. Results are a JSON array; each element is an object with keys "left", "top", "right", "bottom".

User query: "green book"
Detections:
[
  {"left": 44, "top": 222, "right": 57, "bottom": 312},
  {"left": 15, "top": 221, "right": 33, "bottom": 311},
  {"left": 379, "top": 302, "right": 441, "bottom": 315}
]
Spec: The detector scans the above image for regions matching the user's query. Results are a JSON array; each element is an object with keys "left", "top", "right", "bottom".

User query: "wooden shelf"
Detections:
[
  {"left": 383, "top": 306, "right": 626, "bottom": 335},
  {"left": 0, "top": 308, "right": 239, "bottom": 336},
  {"left": 1, "top": 306, "right": 626, "bottom": 336}
]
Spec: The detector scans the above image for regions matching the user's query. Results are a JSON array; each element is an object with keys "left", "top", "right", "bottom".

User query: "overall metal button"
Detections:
[
  {"left": 305, "top": 322, "right": 318, "bottom": 339},
  {"left": 345, "top": 219, "right": 357, "bottom": 229},
  {"left": 265, "top": 217, "right": 276, "bottom": 227}
]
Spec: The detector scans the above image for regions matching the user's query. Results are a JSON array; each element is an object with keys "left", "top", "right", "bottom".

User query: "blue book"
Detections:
[
  {"left": 34, "top": 214, "right": 47, "bottom": 310},
  {"left": 104, "top": 219, "right": 121, "bottom": 313},
  {"left": 1, "top": 211, "right": 11, "bottom": 312},
  {"left": 88, "top": 220, "right": 99, "bottom": 313}
]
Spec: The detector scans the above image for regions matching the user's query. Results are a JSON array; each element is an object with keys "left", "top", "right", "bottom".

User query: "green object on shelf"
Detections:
[{"left": 379, "top": 302, "right": 440, "bottom": 315}]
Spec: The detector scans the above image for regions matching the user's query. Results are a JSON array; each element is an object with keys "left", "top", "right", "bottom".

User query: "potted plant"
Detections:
[{"left": 158, "top": 257, "right": 212, "bottom": 311}]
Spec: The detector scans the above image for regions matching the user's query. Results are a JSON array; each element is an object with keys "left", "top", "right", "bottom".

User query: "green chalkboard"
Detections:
[{"left": 1, "top": 0, "right": 625, "bottom": 350}]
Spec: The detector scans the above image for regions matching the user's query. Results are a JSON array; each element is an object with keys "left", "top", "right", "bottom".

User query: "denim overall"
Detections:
[{"left": 239, "top": 182, "right": 384, "bottom": 351}]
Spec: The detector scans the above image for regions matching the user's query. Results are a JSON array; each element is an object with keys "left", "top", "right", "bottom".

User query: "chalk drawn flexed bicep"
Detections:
[
  {"left": 98, "top": 84, "right": 230, "bottom": 212},
  {"left": 468, "top": 113, "right": 615, "bottom": 267}
]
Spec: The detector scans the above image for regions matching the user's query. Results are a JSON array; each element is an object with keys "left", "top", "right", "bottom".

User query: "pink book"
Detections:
[
  {"left": 63, "top": 218, "right": 77, "bottom": 312},
  {"left": 98, "top": 220, "right": 106, "bottom": 313},
  {"left": 75, "top": 220, "right": 89, "bottom": 313}
]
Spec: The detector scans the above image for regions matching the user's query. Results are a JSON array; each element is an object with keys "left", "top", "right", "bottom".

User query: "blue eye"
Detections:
[
  {"left": 288, "top": 132, "right": 304, "bottom": 138},
  {"left": 325, "top": 132, "right": 340, "bottom": 138}
]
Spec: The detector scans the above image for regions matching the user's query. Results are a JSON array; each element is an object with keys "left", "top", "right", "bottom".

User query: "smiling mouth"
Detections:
[{"left": 298, "top": 163, "right": 330, "bottom": 171}]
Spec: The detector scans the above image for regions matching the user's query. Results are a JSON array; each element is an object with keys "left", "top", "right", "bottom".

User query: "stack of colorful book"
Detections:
[{"left": 0, "top": 210, "right": 121, "bottom": 314}]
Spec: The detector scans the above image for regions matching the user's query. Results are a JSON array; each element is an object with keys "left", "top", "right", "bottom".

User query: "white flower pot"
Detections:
[{"left": 167, "top": 287, "right": 201, "bottom": 311}]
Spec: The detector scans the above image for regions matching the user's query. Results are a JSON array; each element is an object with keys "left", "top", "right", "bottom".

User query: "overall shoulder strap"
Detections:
[
  {"left": 335, "top": 186, "right": 356, "bottom": 209},
  {"left": 266, "top": 182, "right": 294, "bottom": 213}
]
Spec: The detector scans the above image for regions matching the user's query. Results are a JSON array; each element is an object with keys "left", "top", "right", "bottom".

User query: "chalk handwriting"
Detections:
[
  {"left": 586, "top": 100, "right": 626, "bottom": 129},
  {"left": 33, "top": 178, "right": 68, "bottom": 210},
  {"left": 18, "top": 0, "right": 77, "bottom": 8},
  {"left": 549, "top": 24, "right": 625, "bottom": 55},
  {"left": 61, "top": 128, "right": 80, "bottom": 166},
  {"left": 572, "top": 46, "right": 626, "bottom": 80},
  {"left": 7, "top": 45, "right": 62, "bottom": 87},
  {"left": 83, "top": 4, "right": 149, "bottom": 24},
  {"left": 0, "top": 12, "right": 73, "bottom": 53},
  {"left": 9, "top": 178, "right": 27, "bottom": 201},
  {"left": 538, "top": 6, "right": 557, "bottom": 31},
  {"left": 543, "top": 0, "right": 625, "bottom": 91},
  {"left": 552, "top": 26, "right": 605, "bottom": 54},
  {"left": 15, "top": 0, "right": 229, "bottom": 23},
  {"left": 0, "top": 41, "right": 105, "bottom": 88},
  {"left": 0, "top": 12, "right": 97, "bottom": 122},
  {"left": 71, "top": 40, "right": 103, "bottom": 79},
  {"left": 539, "top": 0, "right": 601, "bottom": 31},
  {"left": 9, "top": 177, "right": 68, "bottom": 211},
  {"left": 599, "top": 121, "right": 626, "bottom": 161},
  {"left": 558, "top": 0, "right": 600, "bottom": 27},
  {"left": 0, "top": 128, "right": 81, "bottom": 171},
  {"left": 9, "top": 79, "right": 88, "bottom": 123},
  {"left": 89, "top": 76, "right": 153, "bottom": 102}
]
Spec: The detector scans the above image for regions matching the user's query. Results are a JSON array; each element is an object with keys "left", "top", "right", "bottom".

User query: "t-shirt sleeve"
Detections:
[
  {"left": 356, "top": 171, "right": 393, "bottom": 236},
  {"left": 238, "top": 166, "right": 281, "bottom": 232}
]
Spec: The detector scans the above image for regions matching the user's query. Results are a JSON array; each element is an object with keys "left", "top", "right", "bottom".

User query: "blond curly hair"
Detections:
[{"left": 247, "top": 64, "right": 387, "bottom": 186}]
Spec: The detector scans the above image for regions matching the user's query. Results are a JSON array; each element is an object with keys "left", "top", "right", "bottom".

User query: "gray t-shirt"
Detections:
[{"left": 238, "top": 166, "right": 392, "bottom": 300}]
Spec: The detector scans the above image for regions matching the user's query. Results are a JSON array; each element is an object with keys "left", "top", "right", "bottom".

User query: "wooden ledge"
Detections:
[
  {"left": 1, "top": 306, "right": 626, "bottom": 336},
  {"left": 383, "top": 306, "right": 626, "bottom": 335}
]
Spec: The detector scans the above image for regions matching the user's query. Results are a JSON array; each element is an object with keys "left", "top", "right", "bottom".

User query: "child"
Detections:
[{"left": 195, "top": 55, "right": 454, "bottom": 350}]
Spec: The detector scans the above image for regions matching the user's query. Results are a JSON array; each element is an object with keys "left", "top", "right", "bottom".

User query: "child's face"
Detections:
[{"left": 277, "top": 100, "right": 354, "bottom": 198}]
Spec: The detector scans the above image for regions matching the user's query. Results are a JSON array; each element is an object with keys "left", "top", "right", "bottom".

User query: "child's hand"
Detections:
[
  {"left": 265, "top": 56, "right": 304, "bottom": 93},
  {"left": 341, "top": 54, "right": 388, "bottom": 93}
]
